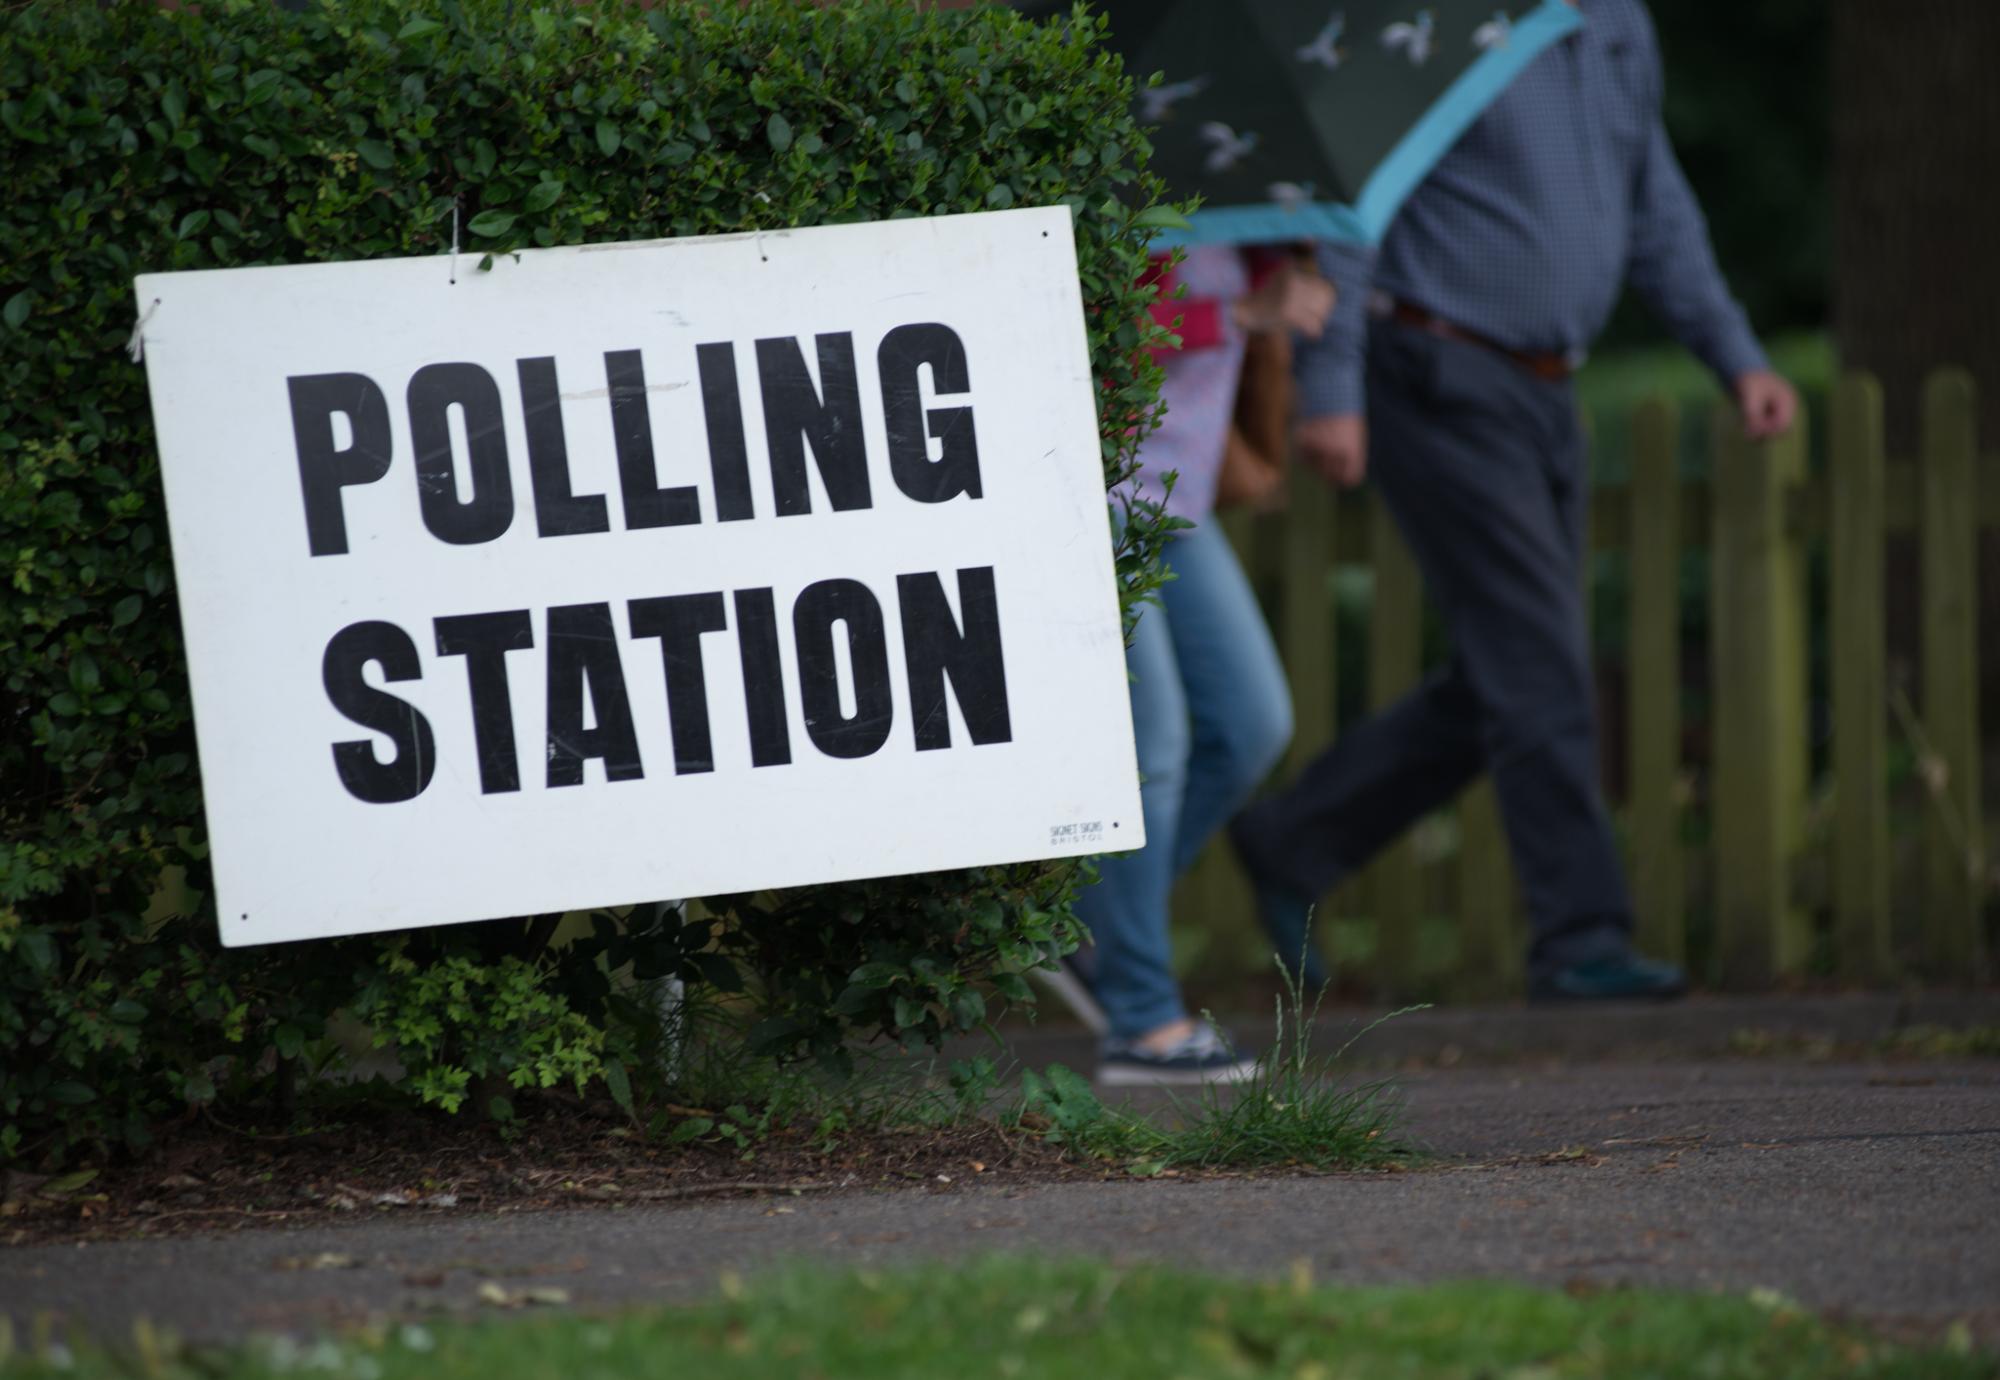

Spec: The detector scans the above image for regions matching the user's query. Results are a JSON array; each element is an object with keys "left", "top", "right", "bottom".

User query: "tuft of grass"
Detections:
[
  {"left": 1009, "top": 958, "right": 1417, "bottom": 1174},
  {"left": 1164, "top": 964, "right": 1418, "bottom": 1171},
  {"left": 3, "top": 1258, "right": 1987, "bottom": 1380}
]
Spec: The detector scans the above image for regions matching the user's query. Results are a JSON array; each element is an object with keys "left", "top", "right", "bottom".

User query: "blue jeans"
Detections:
[{"left": 1078, "top": 520, "right": 1294, "bottom": 1039}]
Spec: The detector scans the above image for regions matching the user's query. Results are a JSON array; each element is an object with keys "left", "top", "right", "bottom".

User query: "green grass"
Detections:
[
  {"left": 1012, "top": 966, "right": 1416, "bottom": 1174},
  {"left": 6, "top": 1258, "right": 1987, "bottom": 1380},
  {"left": 1727, "top": 1025, "right": 2000, "bottom": 1062}
]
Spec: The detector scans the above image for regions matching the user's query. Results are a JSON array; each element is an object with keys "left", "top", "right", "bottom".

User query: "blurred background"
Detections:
[
  {"left": 1168, "top": 0, "right": 2000, "bottom": 1005},
  {"left": 1593, "top": 0, "right": 1992, "bottom": 429}
]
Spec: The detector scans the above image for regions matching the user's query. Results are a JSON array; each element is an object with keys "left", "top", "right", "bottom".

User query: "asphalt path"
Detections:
[{"left": 8, "top": 1057, "right": 1995, "bottom": 1345}]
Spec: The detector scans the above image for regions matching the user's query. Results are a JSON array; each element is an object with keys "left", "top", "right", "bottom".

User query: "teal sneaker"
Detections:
[{"left": 1529, "top": 954, "right": 1688, "bottom": 1003}]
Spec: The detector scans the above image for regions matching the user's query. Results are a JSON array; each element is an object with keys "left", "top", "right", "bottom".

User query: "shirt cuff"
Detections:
[
  {"left": 1296, "top": 360, "right": 1365, "bottom": 418},
  {"left": 1702, "top": 325, "right": 1771, "bottom": 388}
]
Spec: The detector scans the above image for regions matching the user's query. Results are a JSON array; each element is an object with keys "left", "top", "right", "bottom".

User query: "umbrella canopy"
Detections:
[{"left": 1018, "top": 0, "right": 1582, "bottom": 245}]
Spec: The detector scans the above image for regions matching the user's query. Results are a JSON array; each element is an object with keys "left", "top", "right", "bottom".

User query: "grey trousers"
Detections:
[{"left": 1239, "top": 320, "right": 1635, "bottom": 978}]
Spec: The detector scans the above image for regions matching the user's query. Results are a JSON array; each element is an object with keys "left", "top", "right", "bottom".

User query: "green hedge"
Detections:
[{"left": 0, "top": 0, "right": 1174, "bottom": 1166}]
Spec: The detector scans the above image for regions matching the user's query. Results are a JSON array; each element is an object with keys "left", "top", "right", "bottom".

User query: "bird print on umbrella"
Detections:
[
  {"left": 1140, "top": 74, "right": 1213, "bottom": 123},
  {"left": 1006, "top": 0, "right": 1587, "bottom": 246},
  {"left": 1381, "top": 8, "right": 1438, "bottom": 64},
  {"left": 1472, "top": 11, "right": 1512, "bottom": 49},
  {"left": 1268, "top": 181, "right": 1320, "bottom": 213},
  {"left": 1295, "top": 11, "right": 1348, "bottom": 70},
  {"left": 1200, "top": 122, "right": 1260, "bottom": 173}
]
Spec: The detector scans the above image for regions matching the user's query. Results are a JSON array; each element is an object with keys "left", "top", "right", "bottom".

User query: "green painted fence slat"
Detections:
[
  {"left": 1709, "top": 409, "right": 1811, "bottom": 987},
  {"left": 1627, "top": 398, "right": 1684, "bottom": 965},
  {"left": 1282, "top": 476, "right": 1338, "bottom": 780},
  {"left": 1454, "top": 781, "right": 1519, "bottom": 997},
  {"left": 1365, "top": 493, "right": 1425, "bottom": 997},
  {"left": 1829, "top": 374, "right": 1893, "bottom": 983},
  {"left": 1796, "top": 459, "right": 2000, "bottom": 540},
  {"left": 1919, "top": 370, "right": 1986, "bottom": 981},
  {"left": 1218, "top": 507, "right": 1257, "bottom": 574}
]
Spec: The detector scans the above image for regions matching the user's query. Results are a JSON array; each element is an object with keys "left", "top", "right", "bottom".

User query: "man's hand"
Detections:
[
  {"left": 1734, "top": 369, "right": 1799, "bottom": 441},
  {"left": 1296, "top": 413, "right": 1368, "bottom": 487},
  {"left": 1234, "top": 266, "right": 1338, "bottom": 339}
]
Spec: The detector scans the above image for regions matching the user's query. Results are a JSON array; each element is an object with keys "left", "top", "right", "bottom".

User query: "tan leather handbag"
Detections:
[{"left": 1213, "top": 327, "right": 1294, "bottom": 512}]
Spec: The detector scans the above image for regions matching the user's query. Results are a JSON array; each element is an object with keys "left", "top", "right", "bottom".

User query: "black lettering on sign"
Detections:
[
  {"left": 545, "top": 602, "right": 644, "bottom": 787},
  {"left": 605, "top": 350, "right": 701, "bottom": 531},
  {"left": 732, "top": 588, "right": 792, "bottom": 768},
  {"left": 322, "top": 620, "right": 436, "bottom": 804},
  {"left": 434, "top": 610, "right": 534, "bottom": 794},
  {"left": 756, "top": 333, "right": 872, "bottom": 516},
  {"left": 407, "top": 362, "right": 515, "bottom": 546},
  {"left": 792, "top": 579, "right": 893, "bottom": 760},
  {"left": 288, "top": 372, "right": 393, "bottom": 557},
  {"left": 696, "top": 342, "right": 755, "bottom": 523},
  {"left": 629, "top": 592, "right": 728, "bottom": 775},
  {"left": 897, "top": 567, "right": 1012, "bottom": 750},
  {"left": 517, "top": 357, "right": 610, "bottom": 538},
  {"left": 878, "top": 324, "right": 983, "bottom": 504}
]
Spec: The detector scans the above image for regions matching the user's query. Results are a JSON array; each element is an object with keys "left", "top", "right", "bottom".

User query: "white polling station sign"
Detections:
[{"left": 134, "top": 207, "right": 1141, "bottom": 947}]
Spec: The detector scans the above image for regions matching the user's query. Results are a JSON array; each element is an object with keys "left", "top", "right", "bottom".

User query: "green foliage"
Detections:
[
  {"left": 1604, "top": 0, "right": 1828, "bottom": 349},
  {"left": 707, "top": 870, "right": 1086, "bottom": 1076},
  {"left": 1, "top": 0, "right": 1175, "bottom": 1166},
  {"left": 1016, "top": 1062, "right": 1152, "bottom": 1159},
  {"left": 620, "top": 971, "right": 1012, "bottom": 1156},
  {"left": 348, "top": 948, "right": 607, "bottom": 1115}
]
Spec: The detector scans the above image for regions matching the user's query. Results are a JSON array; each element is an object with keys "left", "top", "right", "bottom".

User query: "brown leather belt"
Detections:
[{"left": 1379, "top": 298, "right": 1577, "bottom": 382}]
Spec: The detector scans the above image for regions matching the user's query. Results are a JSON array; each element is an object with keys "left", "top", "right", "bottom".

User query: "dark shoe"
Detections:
[
  {"left": 1228, "top": 816, "right": 1331, "bottom": 989},
  {"left": 1097, "top": 1024, "right": 1259, "bottom": 1087},
  {"left": 1529, "top": 954, "right": 1688, "bottom": 1003}
]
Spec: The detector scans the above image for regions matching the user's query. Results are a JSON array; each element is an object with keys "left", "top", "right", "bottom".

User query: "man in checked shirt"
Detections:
[{"left": 1231, "top": 0, "right": 1799, "bottom": 1002}]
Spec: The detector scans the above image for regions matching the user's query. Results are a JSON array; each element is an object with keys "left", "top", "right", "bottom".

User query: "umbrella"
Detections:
[{"left": 1018, "top": 0, "right": 1582, "bottom": 245}]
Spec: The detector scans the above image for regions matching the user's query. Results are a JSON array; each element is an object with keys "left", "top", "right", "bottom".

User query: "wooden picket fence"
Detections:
[{"left": 1176, "top": 369, "right": 1996, "bottom": 997}]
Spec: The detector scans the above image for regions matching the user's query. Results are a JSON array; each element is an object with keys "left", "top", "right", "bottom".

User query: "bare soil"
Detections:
[{"left": 1, "top": 1094, "right": 1106, "bottom": 1248}]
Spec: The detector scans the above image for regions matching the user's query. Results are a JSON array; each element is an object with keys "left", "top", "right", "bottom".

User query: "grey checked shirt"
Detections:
[{"left": 1298, "top": 0, "right": 1768, "bottom": 416}]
